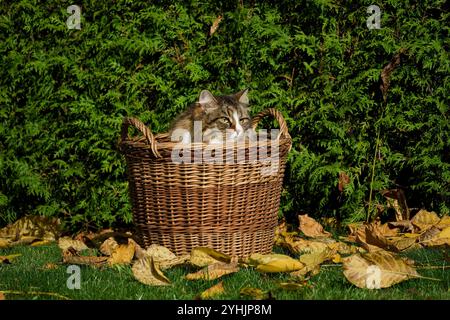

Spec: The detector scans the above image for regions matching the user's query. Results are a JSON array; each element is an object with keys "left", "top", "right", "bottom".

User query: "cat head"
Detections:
[{"left": 194, "top": 89, "right": 251, "bottom": 142}]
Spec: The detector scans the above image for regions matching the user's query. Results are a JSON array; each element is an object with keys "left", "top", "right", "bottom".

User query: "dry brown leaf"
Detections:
[
  {"left": 99, "top": 237, "right": 119, "bottom": 256},
  {"left": 411, "top": 210, "right": 440, "bottom": 231},
  {"left": 0, "top": 254, "right": 21, "bottom": 264},
  {"left": 388, "top": 220, "right": 415, "bottom": 233},
  {"left": 186, "top": 262, "right": 239, "bottom": 280},
  {"left": 381, "top": 189, "right": 410, "bottom": 221},
  {"left": 418, "top": 226, "right": 441, "bottom": 244},
  {"left": 209, "top": 15, "right": 223, "bottom": 36},
  {"left": 58, "top": 236, "right": 89, "bottom": 252},
  {"left": 298, "top": 214, "right": 332, "bottom": 238},
  {"left": 141, "top": 244, "right": 189, "bottom": 270},
  {"left": 189, "top": 247, "right": 231, "bottom": 267},
  {"left": 0, "top": 292, "right": 4, "bottom": 300},
  {"left": 108, "top": 240, "right": 135, "bottom": 265},
  {"left": 386, "top": 236, "right": 418, "bottom": 251},
  {"left": 199, "top": 281, "right": 225, "bottom": 299},
  {"left": 132, "top": 257, "right": 171, "bottom": 286},
  {"left": 380, "top": 49, "right": 406, "bottom": 102},
  {"left": 240, "top": 287, "right": 271, "bottom": 300},
  {"left": 338, "top": 172, "right": 350, "bottom": 192},
  {"left": 43, "top": 263, "right": 58, "bottom": 270},
  {"left": 62, "top": 248, "right": 108, "bottom": 266},
  {"left": 423, "top": 226, "right": 450, "bottom": 247},
  {"left": 299, "top": 248, "right": 335, "bottom": 269},
  {"left": 0, "top": 215, "right": 60, "bottom": 241},
  {"left": 435, "top": 216, "right": 450, "bottom": 230},
  {"left": 343, "top": 251, "right": 420, "bottom": 289}
]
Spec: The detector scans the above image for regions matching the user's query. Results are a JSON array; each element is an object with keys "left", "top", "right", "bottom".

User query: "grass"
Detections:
[{"left": 0, "top": 244, "right": 449, "bottom": 300}]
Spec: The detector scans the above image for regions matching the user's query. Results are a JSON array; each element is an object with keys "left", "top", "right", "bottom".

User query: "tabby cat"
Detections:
[{"left": 169, "top": 89, "right": 251, "bottom": 144}]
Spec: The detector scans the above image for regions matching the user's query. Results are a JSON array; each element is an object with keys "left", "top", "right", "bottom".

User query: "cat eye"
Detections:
[
  {"left": 218, "top": 117, "right": 231, "bottom": 126},
  {"left": 240, "top": 117, "right": 250, "bottom": 125}
]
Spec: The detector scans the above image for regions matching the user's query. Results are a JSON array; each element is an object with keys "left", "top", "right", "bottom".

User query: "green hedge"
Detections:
[{"left": 0, "top": 0, "right": 448, "bottom": 230}]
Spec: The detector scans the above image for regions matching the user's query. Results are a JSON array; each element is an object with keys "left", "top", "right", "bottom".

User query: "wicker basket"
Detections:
[{"left": 120, "top": 108, "right": 291, "bottom": 257}]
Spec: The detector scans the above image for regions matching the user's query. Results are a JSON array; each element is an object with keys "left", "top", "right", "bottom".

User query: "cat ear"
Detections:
[
  {"left": 235, "top": 88, "right": 249, "bottom": 105},
  {"left": 198, "top": 90, "right": 216, "bottom": 105}
]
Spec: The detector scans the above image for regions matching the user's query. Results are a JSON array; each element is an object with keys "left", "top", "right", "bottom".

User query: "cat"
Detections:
[{"left": 169, "top": 89, "right": 252, "bottom": 144}]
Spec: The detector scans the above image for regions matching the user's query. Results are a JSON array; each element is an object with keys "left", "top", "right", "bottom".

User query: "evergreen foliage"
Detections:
[{"left": 0, "top": 0, "right": 448, "bottom": 229}]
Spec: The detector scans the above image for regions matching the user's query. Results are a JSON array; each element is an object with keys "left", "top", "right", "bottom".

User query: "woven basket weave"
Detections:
[{"left": 120, "top": 108, "right": 291, "bottom": 257}]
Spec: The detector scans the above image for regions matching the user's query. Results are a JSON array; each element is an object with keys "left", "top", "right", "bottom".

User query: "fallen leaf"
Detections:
[
  {"left": 298, "top": 214, "right": 332, "bottom": 238},
  {"left": 411, "top": 210, "right": 440, "bottom": 231},
  {"left": 31, "top": 240, "right": 52, "bottom": 246},
  {"left": 388, "top": 220, "right": 415, "bottom": 233},
  {"left": 386, "top": 236, "right": 418, "bottom": 251},
  {"left": 436, "top": 216, "right": 450, "bottom": 230},
  {"left": 108, "top": 240, "right": 135, "bottom": 265},
  {"left": 132, "top": 257, "right": 171, "bottom": 286},
  {"left": 99, "top": 237, "right": 119, "bottom": 256},
  {"left": 299, "top": 249, "right": 333, "bottom": 267},
  {"left": 199, "top": 281, "right": 225, "bottom": 299},
  {"left": 248, "top": 253, "right": 304, "bottom": 273},
  {"left": 0, "top": 292, "right": 4, "bottom": 300},
  {"left": 0, "top": 215, "right": 60, "bottom": 241},
  {"left": 418, "top": 226, "right": 441, "bottom": 244},
  {"left": 58, "top": 237, "right": 89, "bottom": 252},
  {"left": 185, "top": 262, "right": 239, "bottom": 280},
  {"left": 139, "top": 244, "right": 189, "bottom": 270},
  {"left": 209, "top": 15, "right": 223, "bottom": 36},
  {"left": 240, "top": 287, "right": 271, "bottom": 300},
  {"left": 424, "top": 226, "right": 450, "bottom": 247},
  {"left": 43, "top": 263, "right": 58, "bottom": 270},
  {"left": 0, "top": 239, "right": 10, "bottom": 249},
  {"left": 343, "top": 251, "right": 420, "bottom": 289},
  {"left": 189, "top": 247, "right": 231, "bottom": 267},
  {"left": 0, "top": 254, "right": 21, "bottom": 264},
  {"left": 62, "top": 248, "right": 108, "bottom": 266}
]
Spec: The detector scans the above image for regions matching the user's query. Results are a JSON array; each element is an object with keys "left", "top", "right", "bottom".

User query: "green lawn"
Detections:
[{"left": 0, "top": 244, "right": 449, "bottom": 300}]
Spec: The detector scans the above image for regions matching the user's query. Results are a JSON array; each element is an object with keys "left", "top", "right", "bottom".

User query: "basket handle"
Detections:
[
  {"left": 121, "top": 117, "right": 162, "bottom": 158},
  {"left": 251, "top": 108, "right": 291, "bottom": 140}
]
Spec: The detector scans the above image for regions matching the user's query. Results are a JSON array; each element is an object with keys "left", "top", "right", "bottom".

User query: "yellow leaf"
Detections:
[
  {"left": 200, "top": 281, "right": 225, "bottom": 299},
  {"left": 132, "top": 257, "right": 171, "bottom": 286},
  {"left": 58, "top": 236, "right": 89, "bottom": 252},
  {"left": 99, "top": 237, "right": 119, "bottom": 256},
  {"left": 436, "top": 216, "right": 450, "bottom": 230},
  {"left": 140, "top": 244, "right": 189, "bottom": 270},
  {"left": 424, "top": 226, "right": 450, "bottom": 247},
  {"left": 0, "top": 238, "right": 10, "bottom": 249},
  {"left": 332, "top": 254, "right": 342, "bottom": 264},
  {"left": 411, "top": 210, "right": 440, "bottom": 231},
  {"left": 0, "top": 254, "right": 21, "bottom": 264},
  {"left": 185, "top": 262, "right": 239, "bottom": 280},
  {"left": 108, "top": 240, "right": 135, "bottom": 265},
  {"left": 249, "top": 253, "right": 304, "bottom": 273},
  {"left": 342, "top": 251, "right": 420, "bottom": 289},
  {"left": 31, "top": 240, "right": 52, "bottom": 246},
  {"left": 299, "top": 248, "right": 333, "bottom": 267},
  {"left": 240, "top": 287, "right": 271, "bottom": 300},
  {"left": 189, "top": 247, "right": 231, "bottom": 267},
  {"left": 0, "top": 215, "right": 60, "bottom": 241},
  {"left": 298, "top": 214, "right": 332, "bottom": 238}
]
